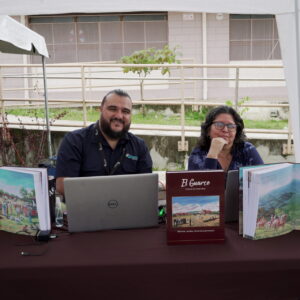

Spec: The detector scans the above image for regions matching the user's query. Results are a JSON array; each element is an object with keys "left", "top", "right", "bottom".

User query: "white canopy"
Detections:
[
  {"left": 0, "top": 0, "right": 299, "bottom": 161},
  {"left": 0, "top": 0, "right": 295, "bottom": 16},
  {"left": 0, "top": 15, "right": 48, "bottom": 57},
  {"left": 0, "top": 15, "right": 52, "bottom": 157}
]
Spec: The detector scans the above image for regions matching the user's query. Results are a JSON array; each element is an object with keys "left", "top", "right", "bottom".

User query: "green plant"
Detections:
[
  {"left": 120, "top": 45, "right": 180, "bottom": 115},
  {"left": 0, "top": 109, "right": 68, "bottom": 167},
  {"left": 6, "top": 107, "right": 288, "bottom": 129},
  {"left": 225, "top": 96, "right": 250, "bottom": 117},
  {"left": 0, "top": 113, "right": 46, "bottom": 166}
]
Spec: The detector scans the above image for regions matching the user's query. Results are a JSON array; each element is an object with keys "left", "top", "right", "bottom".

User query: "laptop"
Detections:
[
  {"left": 64, "top": 173, "right": 159, "bottom": 232},
  {"left": 224, "top": 170, "right": 239, "bottom": 223}
]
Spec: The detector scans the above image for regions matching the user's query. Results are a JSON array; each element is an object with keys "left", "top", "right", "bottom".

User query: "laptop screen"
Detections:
[{"left": 64, "top": 173, "right": 159, "bottom": 232}]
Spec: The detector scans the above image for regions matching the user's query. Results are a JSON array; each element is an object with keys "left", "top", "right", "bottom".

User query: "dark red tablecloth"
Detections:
[{"left": 1, "top": 223, "right": 300, "bottom": 300}]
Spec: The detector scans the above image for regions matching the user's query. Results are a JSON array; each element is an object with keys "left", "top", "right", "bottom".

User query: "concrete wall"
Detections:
[
  {"left": 49, "top": 131, "right": 294, "bottom": 170},
  {"left": 145, "top": 135, "right": 295, "bottom": 170},
  {"left": 0, "top": 127, "right": 294, "bottom": 168},
  {"left": 168, "top": 12, "right": 203, "bottom": 63}
]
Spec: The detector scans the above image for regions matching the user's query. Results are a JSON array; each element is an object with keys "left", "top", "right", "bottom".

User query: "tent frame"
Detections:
[{"left": 0, "top": 15, "right": 52, "bottom": 158}]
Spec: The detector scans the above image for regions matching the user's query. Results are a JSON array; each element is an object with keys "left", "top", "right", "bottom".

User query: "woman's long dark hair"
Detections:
[{"left": 197, "top": 106, "right": 246, "bottom": 152}]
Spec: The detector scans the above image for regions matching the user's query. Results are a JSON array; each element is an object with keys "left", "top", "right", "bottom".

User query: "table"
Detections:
[{"left": 1, "top": 223, "right": 300, "bottom": 300}]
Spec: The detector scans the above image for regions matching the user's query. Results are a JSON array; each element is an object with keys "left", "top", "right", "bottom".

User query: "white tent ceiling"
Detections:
[
  {"left": 0, "top": 0, "right": 299, "bottom": 161},
  {"left": 0, "top": 0, "right": 296, "bottom": 15},
  {"left": 0, "top": 15, "right": 48, "bottom": 57}
]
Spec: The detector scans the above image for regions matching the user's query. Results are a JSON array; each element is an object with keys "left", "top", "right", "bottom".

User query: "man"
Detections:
[{"left": 55, "top": 89, "right": 152, "bottom": 195}]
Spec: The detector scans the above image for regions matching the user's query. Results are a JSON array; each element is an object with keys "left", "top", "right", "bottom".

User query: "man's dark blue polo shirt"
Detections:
[{"left": 55, "top": 123, "right": 152, "bottom": 178}]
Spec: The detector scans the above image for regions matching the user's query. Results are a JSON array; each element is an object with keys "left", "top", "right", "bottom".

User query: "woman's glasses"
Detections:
[{"left": 212, "top": 121, "right": 237, "bottom": 131}]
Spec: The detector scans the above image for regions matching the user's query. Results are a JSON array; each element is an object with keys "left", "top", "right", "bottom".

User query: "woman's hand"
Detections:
[{"left": 207, "top": 137, "right": 228, "bottom": 159}]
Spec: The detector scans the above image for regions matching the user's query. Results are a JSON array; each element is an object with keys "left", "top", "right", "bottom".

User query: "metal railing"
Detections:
[{"left": 0, "top": 62, "right": 291, "bottom": 153}]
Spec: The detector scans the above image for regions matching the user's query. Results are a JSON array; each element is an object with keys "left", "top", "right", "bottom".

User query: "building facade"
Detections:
[{"left": 0, "top": 12, "right": 288, "bottom": 118}]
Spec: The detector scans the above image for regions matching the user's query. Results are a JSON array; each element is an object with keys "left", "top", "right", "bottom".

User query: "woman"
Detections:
[{"left": 188, "top": 106, "right": 263, "bottom": 171}]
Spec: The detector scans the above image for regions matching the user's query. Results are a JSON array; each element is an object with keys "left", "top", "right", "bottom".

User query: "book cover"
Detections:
[
  {"left": 0, "top": 167, "right": 50, "bottom": 236},
  {"left": 238, "top": 164, "right": 277, "bottom": 235},
  {"left": 243, "top": 163, "right": 300, "bottom": 239},
  {"left": 166, "top": 170, "right": 225, "bottom": 245}
]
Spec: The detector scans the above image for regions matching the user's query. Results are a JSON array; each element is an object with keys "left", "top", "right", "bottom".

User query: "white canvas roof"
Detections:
[
  {"left": 0, "top": 0, "right": 299, "bottom": 161},
  {"left": 0, "top": 0, "right": 295, "bottom": 16},
  {"left": 0, "top": 15, "right": 48, "bottom": 57}
]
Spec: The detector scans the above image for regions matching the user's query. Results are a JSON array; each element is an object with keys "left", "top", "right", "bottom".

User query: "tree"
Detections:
[
  {"left": 120, "top": 45, "right": 180, "bottom": 115},
  {"left": 20, "top": 187, "right": 28, "bottom": 199}
]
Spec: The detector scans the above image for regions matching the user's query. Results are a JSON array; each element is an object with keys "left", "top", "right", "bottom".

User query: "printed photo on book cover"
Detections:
[
  {"left": 252, "top": 164, "right": 300, "bottom": 239},
  {"left": 172, "top": 195, "right": 220, "bottom": 228},
  {"left": 0, "top": 169, "right": 39, "bottom": 235}
]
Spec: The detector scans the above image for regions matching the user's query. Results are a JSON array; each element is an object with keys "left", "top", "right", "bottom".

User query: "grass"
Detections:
[
  {"left": 6, "top": 107, "right": 288, "bottom": 129},
  {"left": 244, "top": 119, "right": 288, "bottom": 130}
]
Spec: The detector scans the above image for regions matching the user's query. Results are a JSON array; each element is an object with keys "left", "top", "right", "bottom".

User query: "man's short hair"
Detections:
[{"left": 101, "top": 89, "right": 132, "bottom": 106}]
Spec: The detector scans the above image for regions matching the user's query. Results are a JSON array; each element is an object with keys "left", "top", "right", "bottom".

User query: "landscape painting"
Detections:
[
  {"left": 0, "top": 169, "right": 39, "bottom": 235},
  {"left": 254, "top": 165, "right": 300, "bottom": 239},
  {"left": 172, "top": 195, "right": 220, "bottom": 227}
]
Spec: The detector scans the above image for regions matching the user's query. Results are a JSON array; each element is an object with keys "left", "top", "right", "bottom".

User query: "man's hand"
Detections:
[{"left": 207, "top": 137, "right": 228, "bottom": 159}]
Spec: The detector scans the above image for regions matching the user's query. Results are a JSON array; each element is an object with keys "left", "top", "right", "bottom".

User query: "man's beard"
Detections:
[{"left": 100, "top": 117, "right": 130, "bottom": 140}]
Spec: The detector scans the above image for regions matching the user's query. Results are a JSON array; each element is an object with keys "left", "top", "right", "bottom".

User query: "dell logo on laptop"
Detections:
[{"left": 108, "top": 199, "right": 118, "bottom": 208}]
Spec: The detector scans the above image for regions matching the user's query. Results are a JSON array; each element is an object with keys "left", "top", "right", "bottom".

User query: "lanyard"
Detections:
[{"left": 98, "top": 142, "right": 126, "bottom": 175}]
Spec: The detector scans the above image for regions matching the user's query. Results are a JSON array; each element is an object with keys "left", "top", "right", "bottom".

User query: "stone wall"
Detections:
[
  {"left": 51, "top": 131, "right": 295, "bottom": 170},
  {"left": 1, "top": 128, "right": 294, "bottom": 168}
]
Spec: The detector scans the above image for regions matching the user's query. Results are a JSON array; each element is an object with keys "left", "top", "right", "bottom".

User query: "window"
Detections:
[
  {"left": 29, "top": 14, "right": 168, "bottom": 63},
  {"left": 230, "top": 14, "right": 281, "bottom": 61}
]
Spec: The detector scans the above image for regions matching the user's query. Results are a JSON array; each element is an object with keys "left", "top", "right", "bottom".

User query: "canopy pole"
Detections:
[
  {"left": 42, "top": 55, "right": 52, "bottom": 158},
  {"left": 296, "top": 0, "right": 300, "bottom": 100},
  {"left": 295, "top": 0, "right": 300, "bottom": 160}
]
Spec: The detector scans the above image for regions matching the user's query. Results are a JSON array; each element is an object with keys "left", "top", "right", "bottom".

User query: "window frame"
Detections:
[
  {"left": 229, "top": 14, "right": 281, "bottom": 61},
  {"left": 29, "top": 13, "right": 168, "bottom": 63}
]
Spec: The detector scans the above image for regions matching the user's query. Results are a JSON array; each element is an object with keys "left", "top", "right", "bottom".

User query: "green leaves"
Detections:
[
  {"left": 120, "top": 45, "right": 180, "bottom": 77},
  {"left": 225, "top": 96, "right": 250, "bottom": 117}
]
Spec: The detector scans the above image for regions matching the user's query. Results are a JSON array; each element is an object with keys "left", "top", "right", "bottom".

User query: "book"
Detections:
[
  {"left": 241, "top": 163, "right": 300, "bottom": 239},
  {"left": 0, "top": 166, "right": 51, "bottom": 236},
  {"left": 166, "top": 170, "right": 225, "bottom": 245},
  {"left": 238, "top": 164, "right": 270, "bottom": 235}
]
